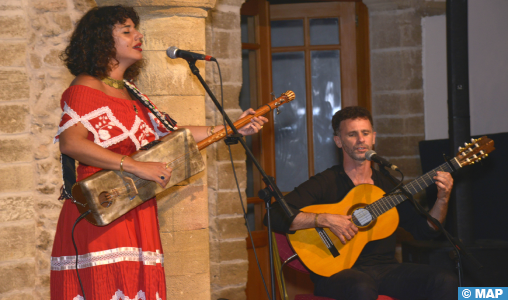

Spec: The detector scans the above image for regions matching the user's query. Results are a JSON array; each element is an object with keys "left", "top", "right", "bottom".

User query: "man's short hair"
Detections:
[{"left": 332, "top": 106, "right": 373, "bottom": 136}]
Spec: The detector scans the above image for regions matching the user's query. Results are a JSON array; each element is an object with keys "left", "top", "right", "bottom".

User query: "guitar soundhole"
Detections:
[
  {"left": 352, "top": 208, "right": 373, "bottom": 227},
  {"left": 99, "top": 192, "right": 113, "bottom": 208}
]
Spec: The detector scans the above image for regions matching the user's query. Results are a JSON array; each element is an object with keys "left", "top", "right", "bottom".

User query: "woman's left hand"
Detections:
[{"left": 237, "top": 108, "right": 269, "bottom": 136}]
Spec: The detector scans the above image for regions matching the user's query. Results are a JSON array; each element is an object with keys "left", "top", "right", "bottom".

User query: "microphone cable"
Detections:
[
  {"left": 71, "top": 210, "right": 91, "bottom": 300},
  {"left": 213, "top": 60, "right": 271, "bottom": 299}
]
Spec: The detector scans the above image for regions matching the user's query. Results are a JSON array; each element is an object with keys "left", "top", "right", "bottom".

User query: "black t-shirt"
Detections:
[{"left": 265, "top": 164, "right": 440, "bottom": 267}]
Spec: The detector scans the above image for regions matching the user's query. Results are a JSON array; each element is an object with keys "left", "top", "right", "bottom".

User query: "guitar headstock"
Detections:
[
  {"left": 456, "top": 136, "right": 495, "bottom": 167},
  {"left": 268, "top": 90, "right": 295, "bottom": 114},
  {"left": 283, "top": 90, "right": 295, "bottom": 101},
  {"left": 275, "top": 90, "right": 295, "bottom": 106}
]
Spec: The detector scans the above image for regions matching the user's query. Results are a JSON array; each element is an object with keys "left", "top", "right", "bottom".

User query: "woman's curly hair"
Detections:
[{"left": 61, "top": 5, "right": 144, "bottom": 80}]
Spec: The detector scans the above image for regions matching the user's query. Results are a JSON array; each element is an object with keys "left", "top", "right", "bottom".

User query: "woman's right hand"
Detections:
[{"left": 124, "top": 158, "right": 173, "bottom": 188}]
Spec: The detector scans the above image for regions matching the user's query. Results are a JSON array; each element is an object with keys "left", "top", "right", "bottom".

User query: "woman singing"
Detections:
[{"left": 51, "top": 5, "right": 267, "bottom": 300}]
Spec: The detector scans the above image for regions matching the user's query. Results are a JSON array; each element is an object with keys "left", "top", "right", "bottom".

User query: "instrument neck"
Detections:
[{"left": 367, "top": 158, "right": 460, "bottom": 218}]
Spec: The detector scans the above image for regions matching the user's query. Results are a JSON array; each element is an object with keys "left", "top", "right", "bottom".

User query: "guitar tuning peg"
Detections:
[
  {"left": 276, "top": 107, "right": 280, "bottom": 115},
  {"left": 485, "top": 154, "right": 489, "bottom": 157}
]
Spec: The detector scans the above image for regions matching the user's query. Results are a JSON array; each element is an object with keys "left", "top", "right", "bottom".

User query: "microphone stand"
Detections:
[
  {"left": 186, "top": 59, "right": 293, "bottom": 300},
  {"left": 378, "top": 165, "right": 483, "bottom": 287}
]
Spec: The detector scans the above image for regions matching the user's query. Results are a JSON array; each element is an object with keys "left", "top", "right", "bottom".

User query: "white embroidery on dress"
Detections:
[
  {"left": 51, "top": 247, "right": 163, "bottom": 271},
  {"left": 54, "top": 102, "right": 81, "bottom": 143},
  {"left": 110, "top": 290, "right": 146, "bottom": 300},
  {"left": 155, "top": 291, "right": 162, "bottom": 300},
  {"left": 54, "top": 102, "right": 157, "bottom": 150},
  {"left": 74, "top": 290, "right": 155, "bottom": 300}
]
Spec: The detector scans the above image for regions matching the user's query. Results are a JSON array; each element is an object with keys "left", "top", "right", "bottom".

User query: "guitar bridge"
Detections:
[{"left": 316, "top": 227, "right": 340, "bottom": 257}]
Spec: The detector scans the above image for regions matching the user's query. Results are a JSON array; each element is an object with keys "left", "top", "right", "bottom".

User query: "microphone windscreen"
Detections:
[
  {"left": 364, "top": 150, "right": 376, "bottom": 161},
  {"left": 166, "top": 46, "right": 178, "bottom": 59}
]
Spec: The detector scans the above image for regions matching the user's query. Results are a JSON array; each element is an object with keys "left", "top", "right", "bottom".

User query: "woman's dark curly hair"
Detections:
[{"left": 61, "top": 5, "right": 144, "bottom": 80}]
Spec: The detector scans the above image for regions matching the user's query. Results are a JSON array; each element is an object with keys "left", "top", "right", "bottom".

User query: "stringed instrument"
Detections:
[
  {"left": 71, "top": 91, "right": 295, "bottom": 226},
  {"left": 287, "top": 136, "right": 495, "bottom": 277}
]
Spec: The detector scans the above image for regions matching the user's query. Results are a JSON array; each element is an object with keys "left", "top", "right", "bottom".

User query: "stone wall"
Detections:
[
  {"left": 0, "top": 0, "right": 219, "bottom": 299},
  {"left": 205, "top": 0, "right": 250, "bottom": 299},
  {"left": 0, "top": 0, "right": 85, "bottom": 298},
  {"left": 365, "top": 0, "right": 445, "bottom": 184},
  {"left": 132, "top": 3, "right": 213, "bottom": 299}
]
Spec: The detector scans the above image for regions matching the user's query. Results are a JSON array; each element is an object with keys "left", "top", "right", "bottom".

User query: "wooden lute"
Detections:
[
  {"left": 71, "top": 91, "right": 295, "bottom": 226},
  {"left": 287, "top": 136, "right": 495, "bottom": 277}
]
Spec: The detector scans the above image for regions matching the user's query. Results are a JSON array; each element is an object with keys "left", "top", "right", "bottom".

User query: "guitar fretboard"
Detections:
[{"left": 366, "top": 157, "right": 461, "bottom": 219}]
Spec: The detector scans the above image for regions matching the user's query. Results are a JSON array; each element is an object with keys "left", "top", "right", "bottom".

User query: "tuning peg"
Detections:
[{"left": 485, "top": 154, "right": 489, "bottom": 157}]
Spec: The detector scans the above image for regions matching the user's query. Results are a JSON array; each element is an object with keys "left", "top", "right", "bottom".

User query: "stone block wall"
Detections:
[
  {"left": 205, "top": 0, "right": 250, "bottom": 299},
  {"left": 132, "top": 6, "right": 213, "bottom": 298},
  {"left": 365, "top": 0, "right": 445, "bottom": 183},
  {"left": 0, "top": 0, "right": 220, "bottom": 299},
  {"left": 364, "top": 0, "right": 446, "bottom": 260},
  {"left": 0, "top": 0, "right": 81, "bottom": 298}
]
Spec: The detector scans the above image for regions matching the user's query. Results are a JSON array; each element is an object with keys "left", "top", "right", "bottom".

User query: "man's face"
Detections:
[{"left": 333, "top": 118, "right": 376, "bottom": 162}]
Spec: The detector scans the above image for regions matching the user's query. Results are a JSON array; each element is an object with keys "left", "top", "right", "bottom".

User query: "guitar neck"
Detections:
[{"left": 367, "top": 157, "right": 461, "bottom": 219}]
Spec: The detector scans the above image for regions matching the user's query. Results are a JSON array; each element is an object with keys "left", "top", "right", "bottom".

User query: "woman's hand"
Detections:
[
  {"left": 237, "top": 108, "right": 269, "bottom": 136},
  {"left": 124, "top": 159, "right": 172, "bottom": 189}
]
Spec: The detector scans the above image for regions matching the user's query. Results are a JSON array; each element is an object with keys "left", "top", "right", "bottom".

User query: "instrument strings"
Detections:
[{"left": 366, "top": 162, "right": 454, "bottom": 219}]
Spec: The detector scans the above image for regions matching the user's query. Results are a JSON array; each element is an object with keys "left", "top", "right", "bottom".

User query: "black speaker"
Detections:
[
  {"left": 402, "top": 240, "right": 508, "bottom": 286},
  {"left": 419, "top": 132, "right": 508, "bottom": 242}
]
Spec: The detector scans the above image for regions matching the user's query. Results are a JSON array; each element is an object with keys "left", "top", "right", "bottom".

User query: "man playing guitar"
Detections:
[{"left": 266, "top": 106, "right": 458, "bottom": 300}]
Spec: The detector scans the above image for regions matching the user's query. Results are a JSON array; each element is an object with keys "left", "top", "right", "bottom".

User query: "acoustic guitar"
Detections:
[{"left": 287, "top": 136, "right": 495, "bottom": 277}]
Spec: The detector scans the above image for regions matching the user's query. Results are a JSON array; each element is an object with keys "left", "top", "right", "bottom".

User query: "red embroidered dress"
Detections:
[{"left": 51, "top": 85, "right": 175, "bottom": 300}]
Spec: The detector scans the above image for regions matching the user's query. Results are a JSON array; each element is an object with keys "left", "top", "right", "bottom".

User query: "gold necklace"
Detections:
[
  {"left": 101, "top": 77, "right": 138, "bottom": 114},
  {"left": 101, "top": 77, "right": 125, "bottom": 89}
]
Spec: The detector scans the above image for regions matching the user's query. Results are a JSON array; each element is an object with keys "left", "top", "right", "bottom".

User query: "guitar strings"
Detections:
[{"left": 366, "top": 161, "right": 455, "bottom": 219}]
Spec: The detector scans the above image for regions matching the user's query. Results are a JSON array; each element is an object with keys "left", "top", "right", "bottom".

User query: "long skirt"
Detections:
[{"left": 50, "top": 199, "right": 166, "bottom": 300}]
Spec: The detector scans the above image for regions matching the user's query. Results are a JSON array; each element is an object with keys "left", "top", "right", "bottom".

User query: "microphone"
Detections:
[
  {"left": 365, "top": 150, "right": 399, "bottom": 171},
  {"left": 166, "top": 46, "right": 216, "bottom": 62}
]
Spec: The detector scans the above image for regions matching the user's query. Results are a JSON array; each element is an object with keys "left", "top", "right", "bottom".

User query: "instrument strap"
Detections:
[
  {"left": 58, "top": 81, "right": 177, "bottom": 201},
  {"left": 59, "top": 153, "right": 77, "bottom": 201},
  {"left": 124, "top": 80, "right": 178, "bottom": 132}
]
